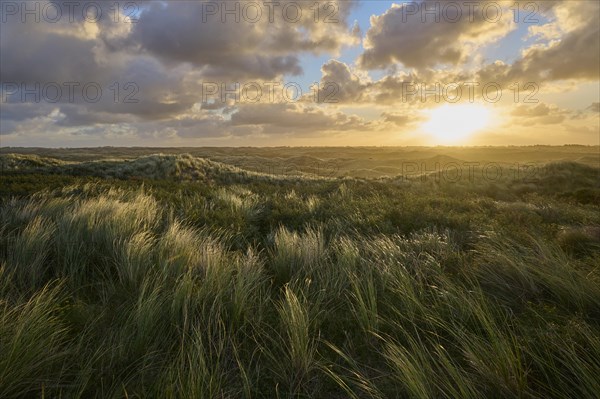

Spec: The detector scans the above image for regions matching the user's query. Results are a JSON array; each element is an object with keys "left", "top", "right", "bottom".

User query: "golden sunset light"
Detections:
[
  {"left": 421, "top": 104, "right": 492, "bottom": 144},
  {"left": 1, "top": 1, "right": 599, "bottom": 397}
]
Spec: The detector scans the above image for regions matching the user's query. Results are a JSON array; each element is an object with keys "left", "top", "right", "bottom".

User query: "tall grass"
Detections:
[
  {"left": 0, "top": 158, "right": 599, "bottom": 398},
  {"left": 270, "top": 226, "right": 326, "bottom": 286},
  {"left": 0, "top": 282, "right": 71, "bottom": 398},
  {"left": 271, "top": 286, "right": 318, "bottom": 394}
]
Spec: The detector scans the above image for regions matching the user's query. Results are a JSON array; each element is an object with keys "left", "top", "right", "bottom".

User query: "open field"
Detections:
[{"left": 1, "top": 147, "right": 599, "bottom": 398}]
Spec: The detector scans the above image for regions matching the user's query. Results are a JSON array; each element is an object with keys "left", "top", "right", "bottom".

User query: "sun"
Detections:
[{"left": 421, "top": 104, "right": 491, "bottom": 144}]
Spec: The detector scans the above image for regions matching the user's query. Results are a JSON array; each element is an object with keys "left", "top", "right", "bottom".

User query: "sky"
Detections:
[{"left": 0, "top": 0, "right": 598, "bottom": 147}]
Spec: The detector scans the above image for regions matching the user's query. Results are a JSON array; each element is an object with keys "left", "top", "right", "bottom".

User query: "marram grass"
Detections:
[{"left": 1, "top": 158, "right": 599, "bottom": 398}]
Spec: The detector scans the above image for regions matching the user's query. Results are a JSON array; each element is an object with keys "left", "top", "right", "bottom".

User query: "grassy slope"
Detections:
[
  {"left": 0, "top": 152, "right": 599, "bottom": 398},
  {"left": 3, "top": 146, "right": 599, "bottom": 177}
]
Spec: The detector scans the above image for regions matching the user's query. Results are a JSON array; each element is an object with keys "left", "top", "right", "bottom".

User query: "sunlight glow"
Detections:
[{"left": 421, "top": 104, "right": 491, "bottom": 144}]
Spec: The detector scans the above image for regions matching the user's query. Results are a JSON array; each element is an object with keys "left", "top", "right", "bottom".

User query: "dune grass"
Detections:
[{"left": 0, "top": 157, "right": 599, "bottom": 398}]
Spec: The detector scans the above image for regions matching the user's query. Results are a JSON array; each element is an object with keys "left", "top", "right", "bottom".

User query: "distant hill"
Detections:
[
  {"left": 1, "top": 146, "right": 598, "bottom": 178},
  {"left": 0, "top": 153, "right": 331, "bottom": 183},
  {"left": 0, "top": 153, "right": 70, "bottom": 170}
]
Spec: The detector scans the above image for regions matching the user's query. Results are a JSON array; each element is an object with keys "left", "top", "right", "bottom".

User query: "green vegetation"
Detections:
[{"left": 0, "top": 149, "right": 599, "bottom": 398}]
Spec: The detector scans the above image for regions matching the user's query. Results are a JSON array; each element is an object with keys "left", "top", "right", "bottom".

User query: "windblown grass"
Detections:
[{"left": 0, "top": 156, "right": 599, "bottom": 398}]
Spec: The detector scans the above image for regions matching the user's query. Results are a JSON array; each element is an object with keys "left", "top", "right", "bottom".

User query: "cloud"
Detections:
[
  {"left": 478, "top": 1, "right": 600, "bottom": 84},
  {"left": 381, "top": 112, "right": 422, "bottom": 127},
  {"left": 0, "top": 0, "right": 365, "bottom": 142},
  {"left": 230, "top": 103, "right": 368, "bottom": 135},
  {"left": 511, "top": 103, "right": 570, "bottom": 126},
  {"left": 154, "top": 115, "right": 232, "bottom": 139},
  {"left": 313, "top": 61, "right": 479, "bottom": 107},
  {"left": 317, "top": 60, "right": 368, "bottom": 103},
  {"left": 129, "top": 0, "right": 359, "bottom": 79},
  {"left": 0, "top": 0, "right": 597, "bottom": 146},
  {"left": 358, "top": 0, "right": 515, "bottom": 70},
  {"left": 586, "top": 103, "right": 600, "bottom": 113}
]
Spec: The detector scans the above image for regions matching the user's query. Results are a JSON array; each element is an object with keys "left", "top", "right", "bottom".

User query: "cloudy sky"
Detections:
[{"left": 1, "top": 0, "right": 598, "bottom": 146}]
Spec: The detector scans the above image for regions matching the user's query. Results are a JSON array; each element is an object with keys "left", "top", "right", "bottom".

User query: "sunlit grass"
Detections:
[{"left": 0, "top": 156, "right": 598, "bottom": 398}]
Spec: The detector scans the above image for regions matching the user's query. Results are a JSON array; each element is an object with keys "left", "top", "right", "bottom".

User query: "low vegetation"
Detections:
[{"left": 0, "top": 150, "right": 599, "bottom": 398}]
